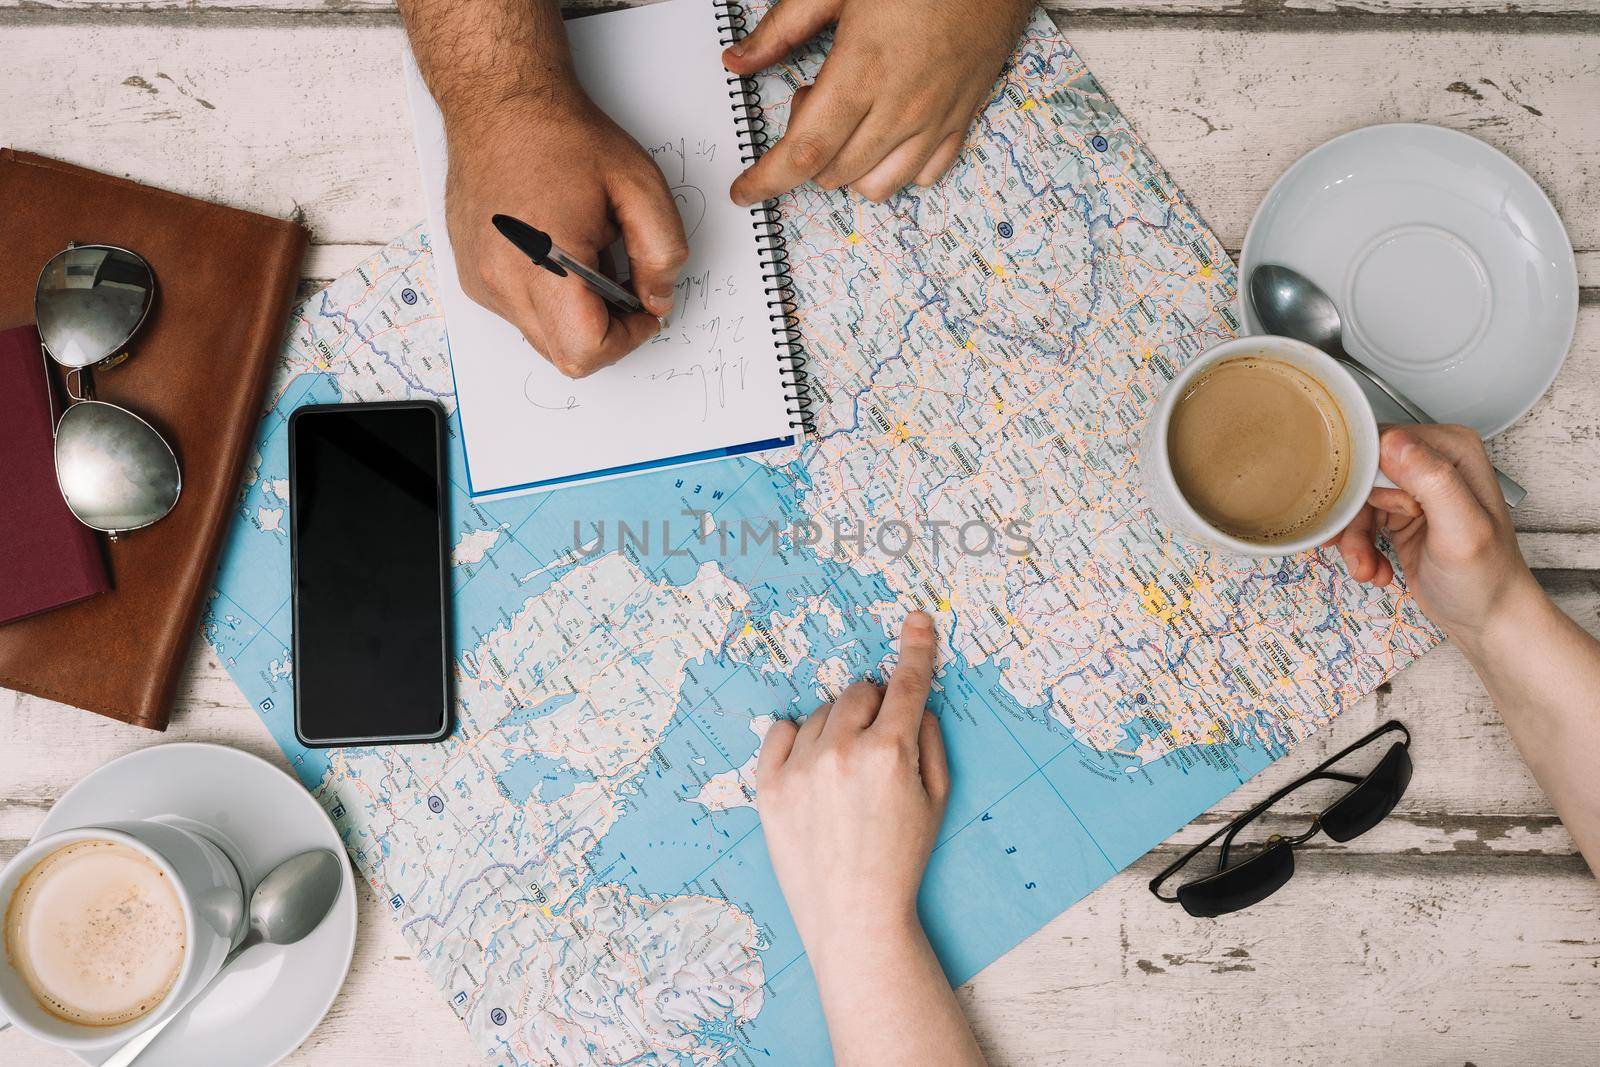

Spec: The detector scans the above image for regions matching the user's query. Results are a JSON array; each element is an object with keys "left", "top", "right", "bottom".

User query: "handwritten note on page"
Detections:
[{"left": 404, "top": 0, "right": 795, "bottom": 496}]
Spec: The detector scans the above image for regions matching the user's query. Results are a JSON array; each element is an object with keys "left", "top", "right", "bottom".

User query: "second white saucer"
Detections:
[{"left": 1239, "top": 123, "right": 1577, "bottom": 436}]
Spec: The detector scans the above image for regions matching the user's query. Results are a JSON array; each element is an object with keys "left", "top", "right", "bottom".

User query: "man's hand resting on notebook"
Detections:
[
  {"left": 1331, "top": 424, "right": 1600, "bottom": 879},
  {"left": 398, "top": 0, "right": 687, "bottom": 379},
  {"left": 725, "top": 0, "right": 1033, "bottom": 205},
  {"left": 755, "top": 613, "right": 986, "bottom": 1065}
]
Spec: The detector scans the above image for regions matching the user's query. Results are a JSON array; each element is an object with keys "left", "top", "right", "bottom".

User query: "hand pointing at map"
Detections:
[{"left": 756, "top": 613, "right": 987, "bottom": 1066}]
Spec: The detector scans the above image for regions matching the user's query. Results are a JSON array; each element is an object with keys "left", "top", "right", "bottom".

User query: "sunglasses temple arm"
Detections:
[
  {"left": 1317, "top": 721, "right": 1409, "bottom": 774},
  {"left": 1308, "top": 770, "right": 1364, "bottom": 786}
]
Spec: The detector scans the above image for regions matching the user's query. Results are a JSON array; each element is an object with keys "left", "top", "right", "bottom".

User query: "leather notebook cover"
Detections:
[
  {"left": 0, "top": 324, "right": 111, "bottom": 626},
  {"left": 0, "top": 150, "right": 307, "bottom": 730}
]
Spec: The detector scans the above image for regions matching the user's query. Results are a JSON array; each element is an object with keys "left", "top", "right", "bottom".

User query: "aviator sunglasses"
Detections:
[
  {"left": 35, "top": 243, "right": 181, "bottom": 539},
  {"left": 1149, "top": 721, "right": 1413, "bottom": 917}
]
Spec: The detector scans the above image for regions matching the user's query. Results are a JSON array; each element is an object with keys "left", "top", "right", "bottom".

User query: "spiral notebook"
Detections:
[{"left": 403, "top": 0, "right": 810, "bottom": 497}]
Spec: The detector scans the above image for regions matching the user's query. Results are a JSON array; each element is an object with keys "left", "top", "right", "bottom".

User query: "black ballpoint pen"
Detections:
[{"left": 492, "top": 213, "right": 646, "bottom": 315}]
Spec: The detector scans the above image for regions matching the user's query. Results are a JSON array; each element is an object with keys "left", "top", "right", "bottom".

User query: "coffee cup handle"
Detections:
[{"left": 1374, "top": 471, "right": 1398, "bottom": 491}]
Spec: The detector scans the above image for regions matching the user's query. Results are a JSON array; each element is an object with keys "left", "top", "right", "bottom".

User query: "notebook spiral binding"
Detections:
[{"left": 716, "top": 0, "right": 816, "bottom": 439}]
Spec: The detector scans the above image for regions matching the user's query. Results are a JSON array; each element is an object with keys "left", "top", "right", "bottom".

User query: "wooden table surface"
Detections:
[{"left": 2, "top": 1, "right": 1597, "bottom": 1063}]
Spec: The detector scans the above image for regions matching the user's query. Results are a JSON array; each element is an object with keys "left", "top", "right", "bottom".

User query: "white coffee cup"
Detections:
[
  {"left": 1141, "top": 334, "right": 1394, "bottom": 558},
  {"left": 0, "top": 821, "right": 245, "bottom": 1050}
]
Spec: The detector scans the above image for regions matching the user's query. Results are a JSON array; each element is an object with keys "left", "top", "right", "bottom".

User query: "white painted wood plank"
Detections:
[
  {"left": 0, "top": 22, "right": 1593, "bottom": 256},
  {"left": 960, "top": 854, "right": 1600, "bottom": 1066},
  {"left": 1065, "top": 26, "right": 1600, "bottom": 258},
  {"left": 1484, "top": 306, "right": 1599, "bottom": 532},
  {"left": 6, "top": 0, "right": 1600, "bottom": 19},
  {"left": 304, "top": 242, "right": 387, "bottom": 281},
  {"left": 1521, "top": 530, "right": 1600, "bottom": 570},
  {"left": 1576, "top": 249, "right": 1597, "bottom": 289},
  {"left": 0, "top": 22, "right": 418, "bottom": 248}
]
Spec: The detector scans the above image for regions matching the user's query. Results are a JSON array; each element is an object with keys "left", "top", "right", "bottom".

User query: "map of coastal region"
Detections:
[{"left": 208, "top": 7, "right": 1439, "bottom": 1064}]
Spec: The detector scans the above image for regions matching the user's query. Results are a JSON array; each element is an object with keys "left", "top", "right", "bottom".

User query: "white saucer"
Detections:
[
  {"left": 1240, "top": 123, "right": 1577, "bottom": 436},
  {"left": 34, "top": 744, "right": 357, "bottom": 1067}
]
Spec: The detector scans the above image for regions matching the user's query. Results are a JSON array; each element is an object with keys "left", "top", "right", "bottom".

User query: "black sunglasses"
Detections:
[{"left": 1149, "top": 720, "right": 1412, "bottom": 917}]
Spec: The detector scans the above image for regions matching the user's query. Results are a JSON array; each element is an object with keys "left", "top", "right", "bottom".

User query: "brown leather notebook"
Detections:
[{"left": 0, "top": 150, "right": 307, "bottom": 730}]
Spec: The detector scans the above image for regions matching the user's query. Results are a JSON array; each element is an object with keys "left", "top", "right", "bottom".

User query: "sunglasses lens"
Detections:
[
  {"left": 54, "top": 401, "right": 180, "bottom": 533},
  {"left": 1320, "top": 742, "right": 1412, "bottom": 842},
  {"left": 1175, "top": 839, "right": 1295, "bottom": 918},
  {"left": 36, "top": 246, "right": 154, "bottom": 369}
]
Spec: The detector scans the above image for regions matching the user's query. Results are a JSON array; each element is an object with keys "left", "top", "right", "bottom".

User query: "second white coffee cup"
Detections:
[
  {"left": 0, "top": 821, "right": 244, "bottom": 1051},
  {"left": 1141, "top": 334, "right": 1394, "bottom": 558}
]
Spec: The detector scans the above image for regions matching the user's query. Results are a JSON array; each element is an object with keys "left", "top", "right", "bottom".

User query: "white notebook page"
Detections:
[{"left": 404, "top": 0, "right": 793, "bottom": 496}]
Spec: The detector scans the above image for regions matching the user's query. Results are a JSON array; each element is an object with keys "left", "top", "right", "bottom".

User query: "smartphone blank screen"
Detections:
[{"left": 291, "top": 404, "right": 449, "bottom": 745}]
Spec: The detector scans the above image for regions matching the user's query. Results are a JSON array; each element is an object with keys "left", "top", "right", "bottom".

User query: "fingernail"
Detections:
[
  {"left": 727, "top": 44, "right": 745, "bottom": 58},
  {"left": 905, "top": 611, "right": 933, "bottom": 634},
  {"left": 648, "top": 291, "right": 674, "bottom": 315}
]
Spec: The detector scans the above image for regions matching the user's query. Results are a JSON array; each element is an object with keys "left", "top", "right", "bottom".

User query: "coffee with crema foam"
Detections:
[
  {"left": 1167, "top": 356, "right": 1351, "bottom": 544},
  {"left": 3, "top": 839, "right": 186, "bottom": 1027}
]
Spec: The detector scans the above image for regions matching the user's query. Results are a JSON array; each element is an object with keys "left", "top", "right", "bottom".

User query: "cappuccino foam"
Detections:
[
  {"left": 1167, "top": 356, "right": 1351, "bottom": 544},
  {"left": 4, "top": 839, "right": 186, "bottom": 1027}
]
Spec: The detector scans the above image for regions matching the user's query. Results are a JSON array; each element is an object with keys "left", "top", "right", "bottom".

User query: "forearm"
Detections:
[
  {"left": 1457, "top": 579, "right": 1600, "bottom": 875},
  {"left": 808, "top": 915, "right": 986, "bottom": 1066},
  {"left": 397, "top": 0, "right": 577, "bottom": 131}
]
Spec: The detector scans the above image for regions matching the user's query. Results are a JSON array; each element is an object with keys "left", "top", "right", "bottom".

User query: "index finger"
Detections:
[
  {"left": 874, "top": 611, "right": 937, "bottom": 741},
  {"left": 730, "top": 78, "right": 868, "bottom": 206}
]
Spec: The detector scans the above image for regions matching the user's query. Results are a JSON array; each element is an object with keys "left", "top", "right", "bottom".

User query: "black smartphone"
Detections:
[{"left": 289, "top": 401, "right": 451, "bottom": 747}]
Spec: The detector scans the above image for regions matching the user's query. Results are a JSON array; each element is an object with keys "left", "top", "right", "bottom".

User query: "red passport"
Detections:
[{"left": 0, "top": 324, "right": 111, "bottom": 626}]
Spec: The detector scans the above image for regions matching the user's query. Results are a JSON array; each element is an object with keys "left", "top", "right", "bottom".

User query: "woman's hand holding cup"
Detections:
[
  {"left": 1141, "top": 333, "right": 1547, "bottom": 653},
  {"left": 1328, "top": 423, "right": 1545, "bottom": 650}
]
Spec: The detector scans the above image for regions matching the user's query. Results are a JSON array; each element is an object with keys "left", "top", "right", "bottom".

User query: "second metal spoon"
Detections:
[{"left": 1249, "top": 263, "right": 1526, "bottom": 507}]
